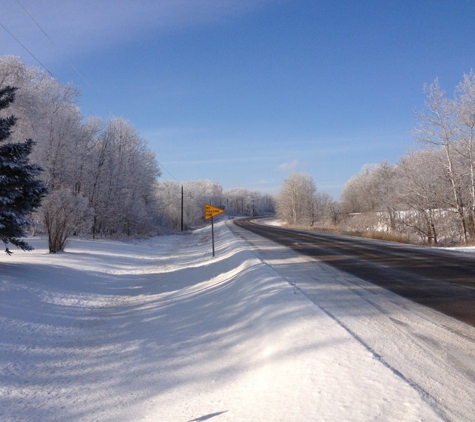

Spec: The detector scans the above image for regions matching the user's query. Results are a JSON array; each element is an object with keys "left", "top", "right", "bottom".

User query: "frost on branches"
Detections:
[{"left": 0, "top": 86, "right": 47, "bottom": 254}]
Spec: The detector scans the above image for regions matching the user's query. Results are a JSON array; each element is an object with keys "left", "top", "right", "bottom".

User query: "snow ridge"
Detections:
[{"left": 0, "top": 222, "right": 447, "bottom": 421}]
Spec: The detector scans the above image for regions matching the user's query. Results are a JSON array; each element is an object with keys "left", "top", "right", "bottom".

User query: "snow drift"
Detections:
[{"left": 1, "top": 221, "right": 444, "bottom": 421}]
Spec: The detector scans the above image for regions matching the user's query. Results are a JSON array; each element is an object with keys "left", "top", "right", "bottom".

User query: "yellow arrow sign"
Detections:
[{"left": 204, "top": 203, "right": 225, "bottom": 220}]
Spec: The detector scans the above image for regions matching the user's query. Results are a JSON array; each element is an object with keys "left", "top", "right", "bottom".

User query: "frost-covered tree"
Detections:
[
  {"left": 0, "top": 86, "right": 47, "bottom": 253},
  {"left": 86, "top": 118, "right": 160, "bottom": 237},
  {"left": 414, "top": 79, "right": 470, "bottom": 241},
  {"left": 276, "top": 172, "right": 316, "bottom": 226},
  {"left": 312, "top": 191, "right": 332, "bottom": 225},
  {"left": 156, "top": 181, "right": 182, "bottom": 230},
  {"left": 42, "top": 188, "right": 93, "bottom": 253},
  {"left": 338, "top": 72, "right": 475, "bottom": 244},
  {"left": 0, "top": 57, "right": 162, "bottom": 240},
  {"left": 326, "top": 199, "right": 343, "bottom": 226},
  {"left": 224, "top": 188, "right": 275, "bottom": 216},
  {"left": 156, "top": 180, "right": 224, "bottom": 230},
  {"left": 395, "top": 149, "right": 451, "bottom": 244},
  {"left": 454, "top": 71, "right": 475, "bottom": 236},
  {"left": 276, "top": 173, "right": 335, "bottom": 227}
]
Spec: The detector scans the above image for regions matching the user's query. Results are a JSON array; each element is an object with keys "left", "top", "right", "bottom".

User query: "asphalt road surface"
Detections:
[{"left": 234, "top": 218, "right": 475, "bottom": 327}]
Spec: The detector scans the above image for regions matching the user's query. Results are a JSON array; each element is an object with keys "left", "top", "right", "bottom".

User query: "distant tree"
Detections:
[
  {"left": 276, "top": 172, "right": 316, "bottom": 225},
  {"left": 326, "top": 200, "right": 343, "bottom": 226},
  {"left": 341, "top": 163, "right": 391, "bottom": 214},
  {"left": 156, "top": 180, "right": 224, "bottom": 230},
  {"left": 341, "top": 166, "right": 373, "bottom": 214},
  {"left": 0, "top": 86, "right": 47, "bottom": 253},
  {"left": 154, "top": 180, "right": 179, "bottom": 230},
  {"left": 224, "top": 188, "right": 275, "bottom": 216},
  {"left": 312, "top": 191, "right": 332, "bottom": 226},
  {"left": 276, "top": 173, "right": 336, "bottom": 227}
]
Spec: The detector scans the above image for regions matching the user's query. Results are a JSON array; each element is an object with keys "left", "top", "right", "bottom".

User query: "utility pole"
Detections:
[{"left": 181, "top": 185, "right": 184, "bottom": 231}]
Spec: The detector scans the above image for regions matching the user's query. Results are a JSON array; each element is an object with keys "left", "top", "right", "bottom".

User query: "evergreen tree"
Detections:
[{"left": 0, "top": 86, "right": 47, "bottom": 254}]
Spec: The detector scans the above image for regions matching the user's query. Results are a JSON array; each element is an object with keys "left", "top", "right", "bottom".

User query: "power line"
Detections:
[
  {"left": 0, "top": 20, "right": 54, "bottom": 78},
  {"left": 156, "top": 161, "right": 180, "bottom": 183},
  {"left": 0, "top": 12, "right": 98, "bottom": 119},
  {"left": 14, "top": 0, "right": 117, "bottom": 118},
  {"left": 4, "top": 0, "right": 181, "bottom": 183}
]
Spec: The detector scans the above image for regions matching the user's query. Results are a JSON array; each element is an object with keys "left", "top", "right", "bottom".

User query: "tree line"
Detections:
[
  {"left": 0, "top": 56, "right": 276, "bottom": 252},
  {"left": 275, "top": 172, "right": 342, "bottom": 228},
  {"left": 340, "top": 73, "right": 475, "bottom": 245},
  {"left": 5, "top": 55, "right": 473, "bottom": 250},
  {"left": 1, "top": 56, "right": 161, "bottom": 252},
  {"left": 276, "top": 72, "right": 475, "bottom": 246},
  {"left": 156, "top": 181, "right": 275, "bottom": 230}
]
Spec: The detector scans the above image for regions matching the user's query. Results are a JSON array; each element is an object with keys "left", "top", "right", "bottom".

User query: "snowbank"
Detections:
[{"left": 1, "top": 222, "right": 443, "bottom": 421}]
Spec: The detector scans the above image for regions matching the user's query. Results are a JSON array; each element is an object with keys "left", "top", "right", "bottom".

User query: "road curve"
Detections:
[{"left": 233, "top": 218, "right": 475, "bottom": 327}]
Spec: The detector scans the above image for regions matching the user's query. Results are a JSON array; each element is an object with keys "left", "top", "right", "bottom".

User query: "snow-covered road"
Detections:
[{"left": 1, "top": 220, "right": 473, "bottom": 421}]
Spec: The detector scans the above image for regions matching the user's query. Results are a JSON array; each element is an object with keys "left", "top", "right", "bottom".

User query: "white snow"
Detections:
[
  {"left": 444, "top": 245, "right": 475, "bottom": 254},
  {"left": 1, "top": 220, "right": 473, "bottom": 421}
]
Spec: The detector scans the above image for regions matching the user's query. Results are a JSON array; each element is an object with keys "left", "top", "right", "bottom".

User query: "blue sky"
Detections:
[{"left": 2, "top": 0, "right": 475, "bottom": 199}]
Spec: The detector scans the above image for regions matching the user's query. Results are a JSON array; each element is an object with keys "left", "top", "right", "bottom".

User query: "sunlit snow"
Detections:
[{"left": 1, "top": 220, "right": 473, "bottom": 421}]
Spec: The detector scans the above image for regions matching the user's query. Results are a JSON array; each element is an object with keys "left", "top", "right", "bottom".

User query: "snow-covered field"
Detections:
[{"left": 1, "top": 220, "right": 473, "bottom": 421}]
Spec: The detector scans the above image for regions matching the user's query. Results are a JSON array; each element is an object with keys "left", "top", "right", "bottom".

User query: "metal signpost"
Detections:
[{"left": 204, "top": 203, "right": 225, "bottom": 257}]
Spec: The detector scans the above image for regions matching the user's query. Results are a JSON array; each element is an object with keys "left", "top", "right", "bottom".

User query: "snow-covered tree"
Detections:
[
  {"left": 414, "top": 79, "right": 470, "bottom": 241},
  {"left": 394, "top": 149, "right": 451, "bottom": 244},
  {"left": 0, "top": 86, "right": 47, "bottom": 253},
  {"left": 156, "top": 180, "right": 224, "bottom": 230},
  {"left": 0, "top": 57, "right": 162, "bottom": 241},
  {"left": 156, "top": 180, "right": 182, "bottom": 230},
  {"left": 275, "top": 173, "right": 336, "bottom": 227},
  {"left": 276, "top": 172, "right": 316, "bottom": 226},
  {"left": 341, "top": 162, "right": 399, "bottom": 231},
  {"left": 42, "top": 188, "right": 93, "bottom": 253},
  {"left": 85, "top": 118, "right": 161, "bottom": 237},
  {"left": 224, "top": 188, "right": 275, "bottom": 216},
  {"left": 455, "top": 71, "right": 475, "bottom": 236}
]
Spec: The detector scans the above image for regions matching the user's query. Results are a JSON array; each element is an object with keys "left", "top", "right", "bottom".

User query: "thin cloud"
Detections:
[
  {"left": 278, "top": 159, "right": 300, "bottom": 172},
  {"left": 2, "top": 0, "right": 275, "bottom": 62},
  {"left": 142, "top": 126, "right": 211, "bottom": 140},
  {"left": 254, "top": 178, "right": 275, "bottom": 186},
  {"left": 166, "top": 155, "right": 267, "bottom": 165}
]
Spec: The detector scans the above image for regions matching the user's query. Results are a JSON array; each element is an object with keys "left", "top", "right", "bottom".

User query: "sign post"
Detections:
[{"left": 204, "top": 203, "right": 225, "bottom": 257}]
